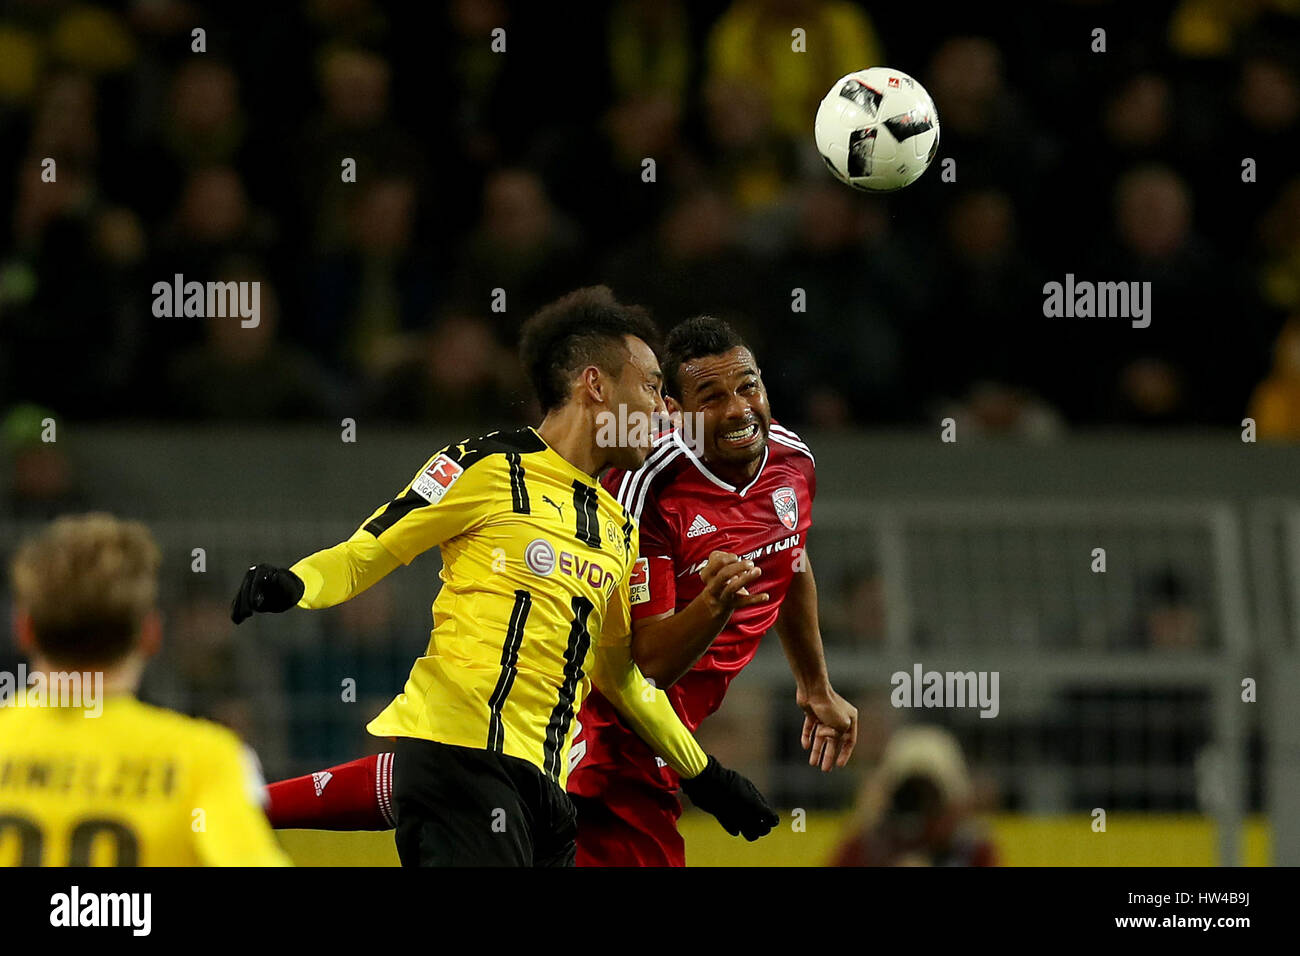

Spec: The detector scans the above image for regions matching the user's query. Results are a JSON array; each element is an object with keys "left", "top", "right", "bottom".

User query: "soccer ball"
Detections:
[{"left": 814, "top": 67, "right": 940, "bottom": 192}]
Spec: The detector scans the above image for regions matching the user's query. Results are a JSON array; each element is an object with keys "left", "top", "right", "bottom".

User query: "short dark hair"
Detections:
[
  {"left": 662, "top": 316, "right": 750, "bottom": 398},
  {"left": 519, "top": 286, "right": 659, "bottom": 412}
]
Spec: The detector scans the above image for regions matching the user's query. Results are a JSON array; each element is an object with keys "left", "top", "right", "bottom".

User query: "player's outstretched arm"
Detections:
[
  {"left": 775, "top": 551, "right": 858, "bottom": 771},
  {"left": 290, "top": 532, "right": 401, "bottom": 609},
  {"left": 588, "top": 642, "right": 779, "bottom": 841},
  {"left": 230, "top": 532, "right": 400, "bottom": 623},
  {"left": 231, "top": 442, "right": 494, "bottom": 624}
]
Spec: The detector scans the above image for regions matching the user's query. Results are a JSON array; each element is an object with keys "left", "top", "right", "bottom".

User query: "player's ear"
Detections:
[
  {"left": 664, "top": 395, "right": 683, "bottom": 429},
  {"left": 580, "top": 365, "right": 607, "bottom": 404}
]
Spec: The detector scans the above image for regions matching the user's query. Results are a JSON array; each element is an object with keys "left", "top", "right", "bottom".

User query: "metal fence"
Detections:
[
  {"left": 1, "top": 490, "right": 1296, "bottom": 865},
  {"left": 738, "top": 499, "right": 1261, "bottom": 865}
]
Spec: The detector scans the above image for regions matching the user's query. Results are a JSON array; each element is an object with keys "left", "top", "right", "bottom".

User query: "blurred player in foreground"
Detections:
[
  {"left": 1, "top": 513, "right": 288, "bottom": 866},
  {"left": 232, "top": 287, "right": 778, "bottom": 866},
  {"left": 257, "top": 316, "right": 854, "bottom": 866}
]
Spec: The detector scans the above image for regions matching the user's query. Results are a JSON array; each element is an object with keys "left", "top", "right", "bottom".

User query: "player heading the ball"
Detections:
[{"left": 231, "top": 286, "right": 779, "bottom": 866}]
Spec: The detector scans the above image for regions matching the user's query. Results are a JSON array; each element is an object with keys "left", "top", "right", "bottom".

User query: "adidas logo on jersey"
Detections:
[
  {"left": 686, "top": 514, "right": 718, "bottom": 538},
  {"left": 312, "top": 770, "right": 333, "bottom": 796}
]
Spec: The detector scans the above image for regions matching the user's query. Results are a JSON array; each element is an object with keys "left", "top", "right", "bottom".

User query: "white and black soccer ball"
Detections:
[{"left": 814, "top": 67, "right": 940, "bottom": 192}]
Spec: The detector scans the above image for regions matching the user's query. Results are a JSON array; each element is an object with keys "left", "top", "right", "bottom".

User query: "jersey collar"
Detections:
[
  {"left": 528, "top": 426, "right": 600, "bottom": 487},
  {"left": 673, "top": 430, "right": 768, "bottom": 497}
]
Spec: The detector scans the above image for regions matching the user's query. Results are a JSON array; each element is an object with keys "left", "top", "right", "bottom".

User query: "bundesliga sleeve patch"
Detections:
[
  {"left": 411, "top": 454, "right": 464, "bottom": 503},
  {"left": 629, "top": 557, "right": 650, "bottom": 605}
]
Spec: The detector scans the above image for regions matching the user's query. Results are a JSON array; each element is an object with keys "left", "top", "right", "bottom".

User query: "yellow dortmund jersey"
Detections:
[
  {"left": 359, "top": 427, "right": 638, "bottom": 787},
  {"left": 0, "top": 695, "right": 289, "bottom": 866}
]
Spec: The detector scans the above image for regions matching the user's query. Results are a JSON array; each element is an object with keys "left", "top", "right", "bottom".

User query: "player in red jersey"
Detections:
[
  {"left": 258, "top": 317, "right": 855, "bottom": 864},
  {"left": 566, "top": 316, "right": 857, "bottom": 866}
]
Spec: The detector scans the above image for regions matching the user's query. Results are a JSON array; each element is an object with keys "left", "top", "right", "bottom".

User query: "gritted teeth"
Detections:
[{"left": 721, "top": 423, "right": 758, "bottom": 441}]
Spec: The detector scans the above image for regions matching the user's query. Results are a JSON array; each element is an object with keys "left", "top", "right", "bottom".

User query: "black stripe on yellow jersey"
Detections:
[
  {"left": 543, "top": 595, "right": 594, "bottom": 779},
  {"left": 486, "top": 589, "right": 531, "bottom": 753}
]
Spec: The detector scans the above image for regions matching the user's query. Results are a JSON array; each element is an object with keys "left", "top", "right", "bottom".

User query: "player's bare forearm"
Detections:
[
  {"left": 630, "top": 597, "right": 730, "bottom": 688},
  {"left": 775, "top": 553, "right": 831, "bottom": 694},
  {"left": 777, "top": 553, "right": 858, "bottom": 770},
  {"left": 632, "top": 550, "right": 767, "bottom": 687}
]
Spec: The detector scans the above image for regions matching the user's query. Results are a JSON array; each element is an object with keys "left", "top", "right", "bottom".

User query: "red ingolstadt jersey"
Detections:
[{"left": 567, "top": 422, "right": 816, "bottom": 800}]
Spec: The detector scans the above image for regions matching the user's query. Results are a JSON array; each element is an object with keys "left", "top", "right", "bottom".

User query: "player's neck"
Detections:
[
  {"left": 536, "top": 407, "right": 605, "bottom": 476},
  {"left": 28, "top": 653, "right": 141, "bottom": 703},
  {"left": 701, "top": 454, "right": 761, "bottom": 488},
  {"left": 98, "top": 658, "right": 144, "bottom": 697}
]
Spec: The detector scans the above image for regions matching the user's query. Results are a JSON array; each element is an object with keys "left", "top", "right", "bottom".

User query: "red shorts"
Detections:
[{"left": 572, "top": 778, "right": 685, "bottom": 867}]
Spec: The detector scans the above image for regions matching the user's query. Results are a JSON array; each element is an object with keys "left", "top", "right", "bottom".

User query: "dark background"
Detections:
[{"left": 2, "top": 0, "right": 1298, "bottom": 435}]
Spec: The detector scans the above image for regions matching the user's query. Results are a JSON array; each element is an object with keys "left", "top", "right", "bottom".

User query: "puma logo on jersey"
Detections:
[
  {"left": 542, "top": 495, "right": 565, "bottom": 519},
  {"left": 312, "top": 770, "right": 333, "bottom": 796},
  {"left": 686, "top": 514, "right": 718, "bottom": 538}
]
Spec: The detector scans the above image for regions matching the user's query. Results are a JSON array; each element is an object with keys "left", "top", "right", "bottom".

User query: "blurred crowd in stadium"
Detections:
[{"left": 1, "top": 0, "right": 1299, "bottom": 436}]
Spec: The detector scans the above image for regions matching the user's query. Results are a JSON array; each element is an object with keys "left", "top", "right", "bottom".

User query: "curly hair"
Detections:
[{"left": 518, "top": 286, "right": 660, "bottom": 412}]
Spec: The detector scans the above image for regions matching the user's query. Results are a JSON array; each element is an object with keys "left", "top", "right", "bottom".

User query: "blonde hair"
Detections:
[{"left": 10, "top": 513, "right": 161, "bottom": 667}]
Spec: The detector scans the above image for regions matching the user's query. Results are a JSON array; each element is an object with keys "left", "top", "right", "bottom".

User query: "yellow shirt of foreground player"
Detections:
[{"left": 0, "top": 695, "right": 289, "bottom": 866}]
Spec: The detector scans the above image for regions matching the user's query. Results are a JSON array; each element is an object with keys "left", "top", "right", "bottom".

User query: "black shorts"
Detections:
[{"left": 391, "top": 737, "right": 577, "bottom": 867}]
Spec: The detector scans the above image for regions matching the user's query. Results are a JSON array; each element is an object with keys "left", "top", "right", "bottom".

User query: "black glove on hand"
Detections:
[
  {"left": 681, "top": 755, "right": 780, "bottom": 841},
  {"left": 231, "top": 564, "right": 305, "bottom": 624}
]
